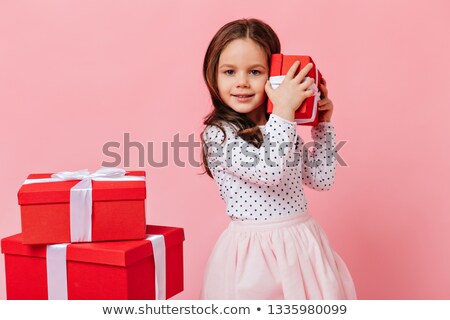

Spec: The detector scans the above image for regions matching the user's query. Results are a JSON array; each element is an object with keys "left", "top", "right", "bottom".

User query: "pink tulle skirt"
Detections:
[{"left": 200, "top": 212, "right": 357, "bottom": 300}]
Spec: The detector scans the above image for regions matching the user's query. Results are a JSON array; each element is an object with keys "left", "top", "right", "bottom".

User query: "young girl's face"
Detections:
[{"left": 217, "top": 38, "right": 268, "bottom": 121}]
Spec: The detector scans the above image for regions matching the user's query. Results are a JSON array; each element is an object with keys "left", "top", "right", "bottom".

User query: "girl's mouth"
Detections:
[{"left": 232, "top": 94, "right": 254, "bottom": 102}]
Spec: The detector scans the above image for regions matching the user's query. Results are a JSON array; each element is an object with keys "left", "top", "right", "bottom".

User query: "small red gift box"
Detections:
[
  {"left": 18, "top": 169, "right": 147, "bottom": 244},
  {"left": 1, "top": 225, "right": 185, "bottom": 300},
  {"left": 267, "top": 54, "right": 323, "bottom": 126}
]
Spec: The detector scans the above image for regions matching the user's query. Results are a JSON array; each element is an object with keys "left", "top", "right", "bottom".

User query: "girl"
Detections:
[{"left": 199, "top": 18, "right": 356, "bottom": 300}]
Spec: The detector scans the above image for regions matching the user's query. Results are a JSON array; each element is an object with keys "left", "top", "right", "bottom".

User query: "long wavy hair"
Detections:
[{"left": 200, "top": 18, "right": 281, "bottom": 178}]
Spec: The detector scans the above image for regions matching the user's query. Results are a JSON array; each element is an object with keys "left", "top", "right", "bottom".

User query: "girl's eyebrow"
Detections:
[{"left": 219, "top": 64, "right": 267, "bottom": 69}]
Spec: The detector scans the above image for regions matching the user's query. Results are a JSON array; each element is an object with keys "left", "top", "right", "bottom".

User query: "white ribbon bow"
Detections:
[
  {"left": 23, "top": 167, "right": 145, "bottom": 242},
  {"left": 269, "top": 65, "right": 321, "bottom": 124},
  {"left": 46, "top": 234, "right": 166, "bottom": 300}
]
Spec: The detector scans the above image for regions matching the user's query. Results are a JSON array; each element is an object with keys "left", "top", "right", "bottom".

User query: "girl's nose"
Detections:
[{"left": 236, "top": 73, "right": 249, "bottom": 87}]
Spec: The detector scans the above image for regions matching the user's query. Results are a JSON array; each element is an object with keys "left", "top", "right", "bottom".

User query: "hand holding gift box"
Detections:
[
  {"left": 18, "top": 167, "right": 147, "bottom": 244},
  {"left": 267, "top": 54, "right": 323, "bottom": 126},
  {"left": 316, "top": 77, "right": 334, "bottom": 123}
]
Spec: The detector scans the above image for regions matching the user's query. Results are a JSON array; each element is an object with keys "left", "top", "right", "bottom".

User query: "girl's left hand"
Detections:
[{"left": 317, "top": 78, "right": 333, "bottom": 123}]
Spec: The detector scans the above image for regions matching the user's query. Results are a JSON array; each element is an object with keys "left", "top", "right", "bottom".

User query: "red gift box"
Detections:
[
  {"left": 18, "top": 170, "right": 147, "bottom": 244},
  {"left": 1, "top": 225, "right": 185, "bottom": 300},
  {"left": 267, "top": 54, "right": 323, "bottom": 126}
]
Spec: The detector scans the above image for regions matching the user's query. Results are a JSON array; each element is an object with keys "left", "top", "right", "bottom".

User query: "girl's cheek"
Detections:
[{"left": 217, "top": 75, "right": 230, "bottom": 86}]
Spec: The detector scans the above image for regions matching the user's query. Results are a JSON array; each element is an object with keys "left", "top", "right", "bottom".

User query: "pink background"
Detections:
[{"left": 1, "top": 0, "right": 449, "bottom": 300}]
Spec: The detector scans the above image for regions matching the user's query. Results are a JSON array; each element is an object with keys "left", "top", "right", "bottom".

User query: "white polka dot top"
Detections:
[{"left": 202, "top": 113, "right": 337, "bottom": 221}]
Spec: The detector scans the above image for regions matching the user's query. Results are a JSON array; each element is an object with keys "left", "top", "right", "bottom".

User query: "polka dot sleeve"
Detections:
[
  {"left": 203, "top": 113, "right": 297, "bottom": 186},
  {"left": 299, "top": 121, "right": 337, "bottom": 191}
]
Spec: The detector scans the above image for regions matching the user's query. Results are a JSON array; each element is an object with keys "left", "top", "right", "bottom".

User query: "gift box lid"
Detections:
[
  {"left": 18, "top": 171, "right": 146, "bottom": 205},
  {"left": 1, "top": 225, "right": 184, "bottom": 267},
  {"left": 270, "top": 54, "right": 322, "bottom": 80}
]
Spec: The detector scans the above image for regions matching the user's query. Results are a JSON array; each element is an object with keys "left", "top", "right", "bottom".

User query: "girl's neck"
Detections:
[{"left": 246, "top": 105, "right": 267, "bottom": 126}]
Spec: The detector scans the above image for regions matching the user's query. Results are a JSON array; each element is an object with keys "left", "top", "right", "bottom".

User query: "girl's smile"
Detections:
[{"left": 232, "top": 94, "right": 255, "bottom": 102}]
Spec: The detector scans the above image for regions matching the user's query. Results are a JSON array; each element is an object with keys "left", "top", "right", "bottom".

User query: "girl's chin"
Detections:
[
  {"left": 226, "top": 100, "right": 266, "bottom": 115},
  {"left": 232, "top": 106, "right": 261, "bottom": 114},
  {"left": 234, "top": 108, "right": 267, "bottom": 121}
]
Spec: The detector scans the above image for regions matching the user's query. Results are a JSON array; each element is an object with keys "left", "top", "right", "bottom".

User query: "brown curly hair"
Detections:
[{"left": 200, "top": 18, "right": 281, "bottom": 178}]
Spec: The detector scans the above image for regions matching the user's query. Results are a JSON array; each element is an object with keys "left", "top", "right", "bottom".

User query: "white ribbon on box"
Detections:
[
  {"left": 269, "top": 65, "right": 321, "bottom": 124},
  {"left": 22, "top": 167, "right": 145, "bottom": 243},
  {"left": 46, "top": 243, "right": 69, "bottom": 300},
  {"left": 46, "top": 234, "right": 166, "bottom": 300},
  {"left": 146, "top": 234, "right": 166, "bottom": 300}
]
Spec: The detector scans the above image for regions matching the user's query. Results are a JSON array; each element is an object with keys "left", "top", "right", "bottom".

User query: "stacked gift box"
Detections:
[{"left": 1, "top": 167, "right": 185, "bottom": 300}]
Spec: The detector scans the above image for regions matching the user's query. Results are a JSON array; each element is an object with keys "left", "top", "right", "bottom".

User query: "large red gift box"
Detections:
[
  {"left": 18, "top": 170, "right": 147, "bottom": 244},
  {"left": 267, "top": 54, "right": 323, "bottom": 126},
  {"left": 1, "top": 225, "right": 184, "bottom": 300}
]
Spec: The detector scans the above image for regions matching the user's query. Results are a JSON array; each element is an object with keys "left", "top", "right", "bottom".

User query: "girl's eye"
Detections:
[
  {"left": 224, "top": 70, "right": 235, "bottom": 75},
  {"left": 250, "top": 70, "right": 261, "bottom": 75}
]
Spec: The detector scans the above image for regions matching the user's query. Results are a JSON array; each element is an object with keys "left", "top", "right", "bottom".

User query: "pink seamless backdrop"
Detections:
[{"left": 1, "top": 0, "right": 449, "bottom": 300}]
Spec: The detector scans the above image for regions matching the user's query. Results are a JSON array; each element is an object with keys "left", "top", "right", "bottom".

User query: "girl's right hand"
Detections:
[{"left": 265, "top": 61, "right": 315, "bottom": 120}]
